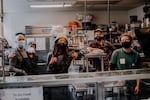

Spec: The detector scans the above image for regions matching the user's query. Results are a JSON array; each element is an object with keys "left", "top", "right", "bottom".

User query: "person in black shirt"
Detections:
[
  {"left": 9, "top": 33, "right": 37, "bottom": 75},
  {"left": 45, "top": 34, "right": 80, "bottom": 100},
  {"left": 47, "top": 34, "right": 79, "bottom": 74}
]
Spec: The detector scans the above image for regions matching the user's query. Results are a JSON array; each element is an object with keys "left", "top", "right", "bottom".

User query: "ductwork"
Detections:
[
  {"left": 76, "top": 0, "right": 121, "bottom": 5},
  {"left": 27, "top": 0, "right": 121, "bottom": 5},
  {"left": 25, "top": 0, "right": 144, "bottom": 10},
  {"left": 27, "top": 0, "right": 77, "bottom": 2}
]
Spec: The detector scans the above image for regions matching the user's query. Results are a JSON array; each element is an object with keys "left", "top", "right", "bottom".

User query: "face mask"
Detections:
[
  {"left": 95, "top": 36, "right": 104, "bottom": 41},
  {"left": 57, "top": 43, "right": 67, "bottom": 49},
  {"left": 17, "top": 40, "right": 25, "bottom": 48},
  {"left": 121, "top": 42, "right": 131, "bottom": 48},
  {"left": 27, "top": 47, "right": 35, "bottom": 53}
]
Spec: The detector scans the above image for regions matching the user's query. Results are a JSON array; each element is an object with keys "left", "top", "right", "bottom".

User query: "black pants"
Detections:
[
  {"left": 126, "top": 87, "right": 140, "bottom": 100},
  {"left": 126, "top": 94, "right": 140, "bottom": 100},
  {"left": 43, "top": 86, "right": 71, "bottom": 100}
]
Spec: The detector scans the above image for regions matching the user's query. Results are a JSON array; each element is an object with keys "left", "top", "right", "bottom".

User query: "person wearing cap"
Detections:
[
  {"left": 8, "top": 33, "right": 38, "bottom": 75},
  {"left": 45, "top": 34, "right": 80, "bottom": 100},
  {"left": 87, "top": 28, "right": 115, "bottom": 71},
  {"left": 47, "top": 34, "right": 79, "bottom": 74}
]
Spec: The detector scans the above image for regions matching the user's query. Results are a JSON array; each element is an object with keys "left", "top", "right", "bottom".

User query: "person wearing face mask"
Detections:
[
  {"left": 27, "top": 41, "right": 38, "bottom": 60},
  {"left": 110, "top": 33, "right": 141, "bottom": 100},
  {"left": 87, "top": 28, "right": 115, "bottom": 71},
  {"left": 27, "top": 41, "right": 39, "bottom": 75},
  {"left": 8, "top": 33, "right": 37, "bottom": 75},
  {"left": 27, "top": 46, "right": 36, "bottom": 58},
  {"left": 45, "top": 34, "right": 80, "bottom": 100},
  {"left": 47, "top": 34, "right": 79, "bottom": 74}
]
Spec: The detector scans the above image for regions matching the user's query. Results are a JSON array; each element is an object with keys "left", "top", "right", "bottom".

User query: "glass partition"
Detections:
[{"left": 0, "top": 68, "right": 150, "bottom": 100}]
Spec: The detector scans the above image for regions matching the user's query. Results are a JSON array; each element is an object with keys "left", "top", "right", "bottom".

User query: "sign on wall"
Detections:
[{"left": 0, "top": 86, "right": 43, "bottom": 100}]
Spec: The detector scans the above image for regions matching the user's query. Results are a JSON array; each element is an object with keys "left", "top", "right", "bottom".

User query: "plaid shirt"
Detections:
[{"left": 89, "top": 40, "right": 115, "bottom": 70}]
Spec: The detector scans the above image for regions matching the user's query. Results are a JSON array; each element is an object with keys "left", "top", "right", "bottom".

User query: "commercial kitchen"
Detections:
[{"left": 0, "top": 0, "right": 150, "bottom": 100}]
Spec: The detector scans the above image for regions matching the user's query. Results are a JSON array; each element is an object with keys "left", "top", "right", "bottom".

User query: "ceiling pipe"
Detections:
[
  {"left": 107, "top": 0, "right": 112, "bottom": 43},
  {"left": 107, "top": 0, "right": 110, "bottom": 27},
  {"left": 0, "top": 0, "right": 3, "bottom": 37},
  {"left": 83, "top": 0, "right": 87, "bottom": 31}
]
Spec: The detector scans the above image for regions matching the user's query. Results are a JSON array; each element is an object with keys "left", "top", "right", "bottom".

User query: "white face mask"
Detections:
[
  {"left": 27, "top": 47, "right": 35, "bottom": 53},
  {"left": 17, "top": 40, "right": 26, "bottom": 48}
]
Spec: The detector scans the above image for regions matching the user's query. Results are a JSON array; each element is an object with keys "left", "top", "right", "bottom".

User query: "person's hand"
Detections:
[
  {"left": 49, "top": 57, "right": 58, "bottom": 64},
  {"left": 22, "top": 70, "right": 28, "bottom": 75},
  {"left": 134, "top": 85, "right": 139, "bottom": 94},
  {"left": 71, "top": 51, "right": 78, "bottom": 59},
  {"left": 87, "top": 47, "right": 98, "bottom": 52},
  {"left": 94, "top": 48, "right": 104, "bottom": 53},
  {"left": 19, "top": 70, "right": 28, "bottom": 75},
  {"left": 8, "top": 52, "right": 16, "bottom": 58}
]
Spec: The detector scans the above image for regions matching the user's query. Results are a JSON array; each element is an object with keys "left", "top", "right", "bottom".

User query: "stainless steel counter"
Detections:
[
  {"left": 0, "top": 68, "right": 149, "bottom": 87},
  {"left": 84, "top": 53, "right": 107, "bottom": 71},
  {"left": 0, "top": 68, "right": 150, "bottom": 100}
]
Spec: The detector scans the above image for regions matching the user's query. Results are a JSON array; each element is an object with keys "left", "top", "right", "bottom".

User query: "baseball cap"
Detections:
[{"left": 94, "top": 28, "right": 103, "bottom": 33}]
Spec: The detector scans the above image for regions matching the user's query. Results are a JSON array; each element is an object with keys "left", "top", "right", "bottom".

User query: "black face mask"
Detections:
[
  {"left": 95, "top": 36, "right": 104, "bottom": 41},
  {"left": 57, "top": 43, "right": 67, "bottom": 49},
  {"left": 121, "top": 42, "right": 131, "bottom": 48}
]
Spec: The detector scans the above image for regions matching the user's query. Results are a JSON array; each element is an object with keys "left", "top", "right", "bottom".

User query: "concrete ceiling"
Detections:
[{"left": 3, "top": 0, "right": 149, "bottom": 12}]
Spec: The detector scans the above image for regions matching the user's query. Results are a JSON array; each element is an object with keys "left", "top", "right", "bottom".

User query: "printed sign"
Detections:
[{"left": 0, "top": 86, "right": 43, "bottom": 100}]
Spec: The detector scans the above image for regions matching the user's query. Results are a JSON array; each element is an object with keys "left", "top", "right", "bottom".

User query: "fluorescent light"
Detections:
[{"left": 30, "top": 4, "right": 72, "bottom": 8}]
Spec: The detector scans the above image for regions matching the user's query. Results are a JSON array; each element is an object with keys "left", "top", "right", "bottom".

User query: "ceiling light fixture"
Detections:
[{"left": 30, "top": 4, "right": 72, "bottom": 8}]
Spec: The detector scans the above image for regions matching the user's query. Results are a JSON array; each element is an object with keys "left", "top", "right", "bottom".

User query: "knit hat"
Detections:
[{"left": 55, "top": 34, "right": 68, "bottom": 44}]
